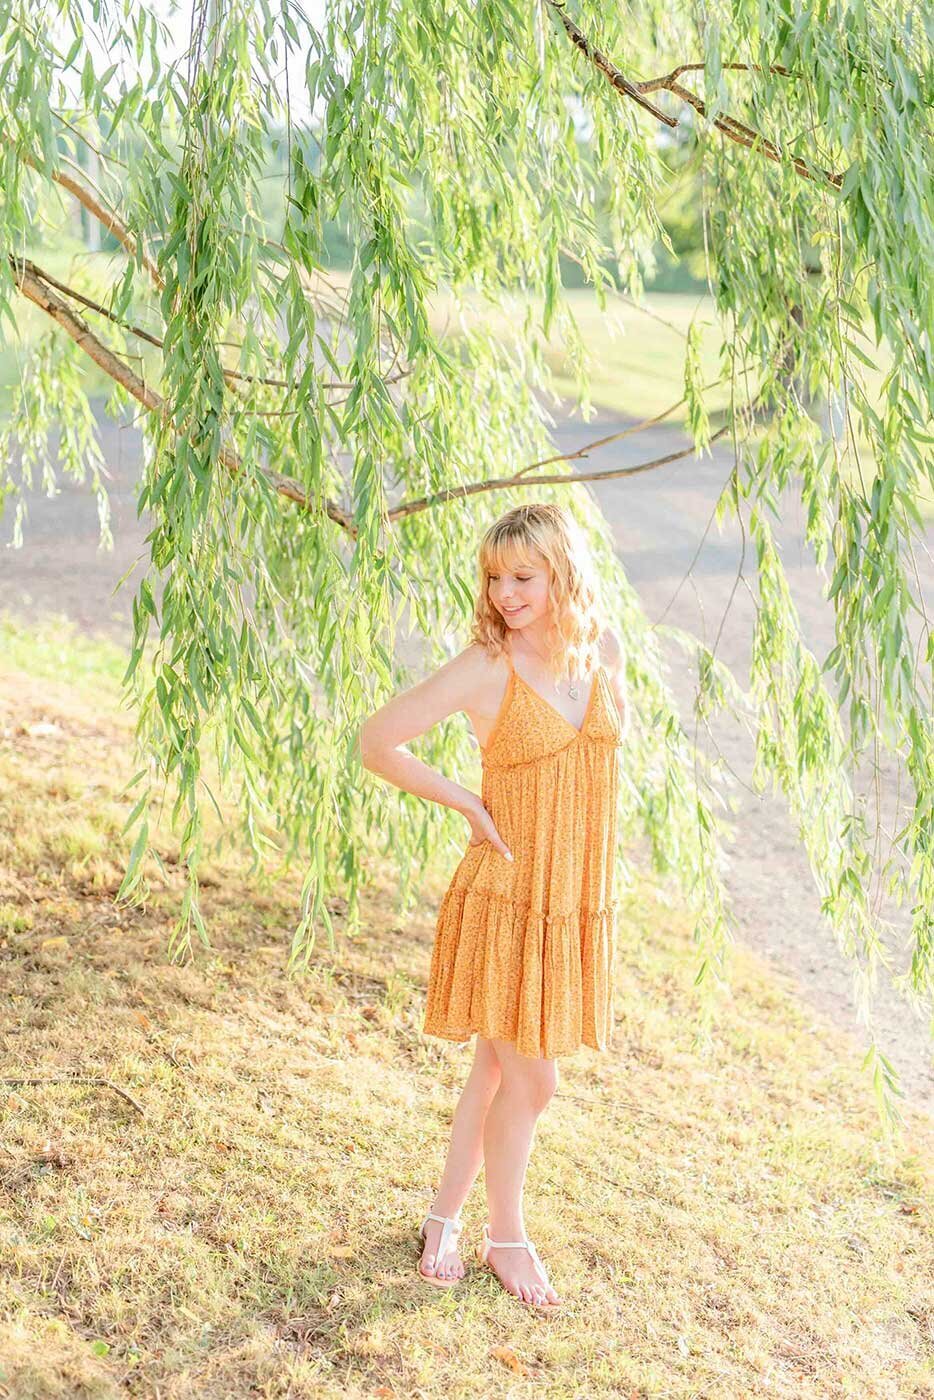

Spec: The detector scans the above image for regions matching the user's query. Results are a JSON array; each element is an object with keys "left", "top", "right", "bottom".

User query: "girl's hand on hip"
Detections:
[{"left": 465, "top": 800, "right": 513, "bottom": 861}]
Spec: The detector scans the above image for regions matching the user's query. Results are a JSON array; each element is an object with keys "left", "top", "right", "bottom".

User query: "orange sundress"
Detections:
[{"left": 423, "top": 642, "right": 624, "bottom": 1058}]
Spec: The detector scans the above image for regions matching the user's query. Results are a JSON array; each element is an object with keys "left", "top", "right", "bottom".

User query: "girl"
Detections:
[{"left": 359, "top": 502, "right": 628, "bottom": 1311}]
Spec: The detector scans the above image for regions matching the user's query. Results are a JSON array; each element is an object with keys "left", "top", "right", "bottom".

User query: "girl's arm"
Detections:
[
  {"left": 356, "top": 645, "right": 513, "bottom": 858},
  {"left": 600, "top": 626, "right": 631, "bottom": 742}
]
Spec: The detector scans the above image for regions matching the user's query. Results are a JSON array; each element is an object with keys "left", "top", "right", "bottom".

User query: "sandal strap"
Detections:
[
  {"left": 419, "top": 1211, "right": 462, "bottom": 1264},
  {"left": 481, "top": 1221, "right": 531, "bottom": 1250},
  {"left": 420, "top": 1211, "right": 462, "bottom": 1232},
  {"left": 479, "top": 1222, "right": 545, "bottom": 1274}
]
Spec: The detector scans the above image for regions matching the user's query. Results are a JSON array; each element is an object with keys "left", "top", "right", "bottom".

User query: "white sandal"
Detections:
[
  {"left": 416, "top": 1210, "right": 465, "bottom": 1287},
  {"left": 476, "top": 1221, "right": 563, "bottom": 1309}
]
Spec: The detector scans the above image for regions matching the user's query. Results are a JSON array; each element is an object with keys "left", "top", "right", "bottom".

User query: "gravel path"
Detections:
[{"left": 3, "top": 405, "right": 933, "bottom": 1114}]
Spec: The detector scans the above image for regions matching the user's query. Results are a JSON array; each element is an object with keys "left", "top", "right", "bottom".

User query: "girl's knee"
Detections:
[
  {"left": 488, "top": 1037, "right": 557, "bottom": 1112},
  {"left": 509, "top": 1059, "right": 558, "bottom": 1114}
]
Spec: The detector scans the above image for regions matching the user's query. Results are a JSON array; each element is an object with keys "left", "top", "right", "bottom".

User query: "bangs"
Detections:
[{"left": 481, "top": 532, "right": 542, "bottom": 578}]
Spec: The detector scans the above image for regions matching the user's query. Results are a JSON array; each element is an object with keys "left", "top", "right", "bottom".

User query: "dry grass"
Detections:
[{"left": 1, "top": 614, "right": 932, "bottom": 1399}]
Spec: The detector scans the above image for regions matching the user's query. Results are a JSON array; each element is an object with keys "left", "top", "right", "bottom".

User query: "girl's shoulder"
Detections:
[
  {"left": 597, "top": 626, "right": 630, "bottom": 736},
  {"left": 440, "top": 641, "right": 509, "bottom": 703},
  {"left": 597, "top": 625, "right": 623, "bottom": 670}
]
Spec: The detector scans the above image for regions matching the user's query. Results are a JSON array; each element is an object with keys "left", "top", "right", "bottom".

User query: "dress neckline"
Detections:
[
  {"left": 511, "top": 666, "right": 601, "bottom": 738},
  {"left": 479, "top": 643, "right": 603, "bottom": 754}
]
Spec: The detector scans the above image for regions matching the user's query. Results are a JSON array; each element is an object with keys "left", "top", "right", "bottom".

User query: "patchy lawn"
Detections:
[{"left": 1, "top": 615, "right": 932, "bottom": 1399}]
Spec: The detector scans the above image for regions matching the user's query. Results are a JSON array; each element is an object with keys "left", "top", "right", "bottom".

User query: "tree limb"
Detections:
[
  {"left": 544, "top": 0, "right": 843, "bottom": 188},
  {"left": 9, "top": 255, "right": 355, "bottom": 534},
  {"left": 21, "top": 153, "right": 166, "bottom": 290},
  {"left": 12, "top": 255, "right": 759, "bottom": 536},
  {"left": 637, "top": 62, "right": 795, "bottom": 93},
  {"left": 15, "top": 259, "right": 409, "bottom": 395},
  {"left": 543, "top": 0, "right": 677, "bottom": 127},
  {"left": 386, "top": 423, "right": 735, "bottom": 523},
  {"left": 512, "top": 380, "right": 730, "bottom": 477},
  {"left": 658, "top": 74, "right": 842, "bottom": 187}
]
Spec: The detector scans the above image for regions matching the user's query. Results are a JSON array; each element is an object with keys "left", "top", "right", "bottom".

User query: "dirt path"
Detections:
[{"left": 3, "top": 404, "right": 933, "bottom": 1114}]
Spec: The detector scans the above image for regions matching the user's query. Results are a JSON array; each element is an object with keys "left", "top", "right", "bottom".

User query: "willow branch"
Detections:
[
  {"left": 660, "top": 74, "right": 842, "bottom": 188},
  {"left": 51, "top": 163, "right": 167, "bottom": 278},
  {"left": 543, "top": 0, "right": 677, "bottom": 126},
  {"left": 10, "top": 256, "right": 355, "bottom": 534},
  {"left": 15, "top": 259, "right": 408, "bottom": 395},
  {"left": 20, "top": 153, "right": 166, "bottom": 290},
  {"left": 12, "top": 256, "right": 762, "bottom": 539},
  {"left": 638, "top": 62, "right": 795, "bottom": 93},
  {"left": 545, "top": 0, "right": 843, "bottom": 188},
  {"left": 52, "top": 108, "right": 131, "bottom": 168},
  {"left": 21, "top": 260, "right": 165, "bottom": 349},
  {"left": 386, "top": 423, "right": 735, "bottom": 523},
  {"left": 513, "top": 375, "right": 740, "bottom": 479},
  {"left": 387, "top": 362, "right": 780, "bottom": 523}
]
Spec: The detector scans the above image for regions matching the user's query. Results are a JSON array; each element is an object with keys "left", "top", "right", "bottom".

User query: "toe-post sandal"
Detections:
[
  {"left": 476, "top": 1221, "right": 563, "bottom": 1310},
  {"left": 416, "top": 1210, "right": 464, "bottom": 1287}
]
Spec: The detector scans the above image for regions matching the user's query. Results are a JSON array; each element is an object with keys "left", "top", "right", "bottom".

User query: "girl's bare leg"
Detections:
[
  {"left": 420, "top": 1036, "right": 502, "bottom": 1280},
  {"left": 481, "top": 1037, "right": 561, "bottom": 1306}
]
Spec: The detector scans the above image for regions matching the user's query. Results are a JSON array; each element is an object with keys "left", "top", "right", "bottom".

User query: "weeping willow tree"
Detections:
[{"left": 1, "top": 0, "right": 931, "bottom": 1127}]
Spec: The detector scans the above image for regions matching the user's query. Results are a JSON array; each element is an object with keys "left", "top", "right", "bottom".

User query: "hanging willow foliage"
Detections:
[{"left": 0, "top": 0, "right": 931, "bottom": 1127}]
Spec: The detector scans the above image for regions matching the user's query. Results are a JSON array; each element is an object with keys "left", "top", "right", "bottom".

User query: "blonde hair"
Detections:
[{"left": 468, "top": 503, "right": 605, "bottom": 683}]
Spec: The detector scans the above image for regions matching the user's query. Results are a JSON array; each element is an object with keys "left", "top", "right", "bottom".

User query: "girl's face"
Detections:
[{"left": 487, "top": 553, "right": 550, "bottom": 629}]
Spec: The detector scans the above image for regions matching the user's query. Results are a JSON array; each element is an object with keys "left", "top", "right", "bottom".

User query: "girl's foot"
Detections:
[
  {"left": 478, "top": 1223, "right": 563, "bottom": 1308},
  {"left": 417, "top": 1211, "right": 466, "bottom": 1284}
]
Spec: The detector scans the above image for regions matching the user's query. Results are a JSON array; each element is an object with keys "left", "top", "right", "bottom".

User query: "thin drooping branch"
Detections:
[
  {"left": 386, "top": 423, "right": 735, "bottom": 522},
  {"left": 12, "top": 258, "right": 162, "bottom": 413},
  {"left": 545, "top": 0, "right": 843, "bottom": 188},
  {"left": 543, "top": 1, "right": 677, "bottom": 126},
  {"left": 638, "top": 62, "right": 794, "bottom": 93},
  {"left": 52, "top": 107, "right": 131, "bottom": 169},
  {"left": 17, "top": 259, "right": 409, "bottom": 395},
  {"left": 21, "top": 153, "right": 166, "bottom": 290},
  {"left": 653, "top": 72, "right": 843, "bottom": 187},
  {"left": 10, "top": 256, "right": 355, "bottom": 534},
  {"left": 13, "top": 255, "right": 757, "bottom": 535},
  {"left": 512, "top": 379, "right": 729, "bottom": 477},
  {"left": 27, "top": 258, "right": 725, "bottom": 447},
  {"left": 386, "top": 361, "right": 780, "bottom": 521},
  {"left": 25, "top": 260, "right": 165, "bottom": 350},
  {"left": 33, "top": 131, "right": 357, "bottom": 338}
]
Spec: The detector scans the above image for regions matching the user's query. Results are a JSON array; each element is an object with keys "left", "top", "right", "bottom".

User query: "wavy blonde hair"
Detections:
[{"left": 468, "top": 503, "right": 605, "bottom": 684}]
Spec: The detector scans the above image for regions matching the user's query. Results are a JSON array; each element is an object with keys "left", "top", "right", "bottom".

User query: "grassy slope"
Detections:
[
  {"left": 1, "top": 613, "right": 932, "bottom": 1400},
  {"left": 427, "top": 287, "right": 733, "bottom": 425}
]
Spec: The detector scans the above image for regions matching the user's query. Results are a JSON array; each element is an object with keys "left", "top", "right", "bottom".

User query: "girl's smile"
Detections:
[{"left": 488, "top": 559, "right": 550, "bottom": 628}]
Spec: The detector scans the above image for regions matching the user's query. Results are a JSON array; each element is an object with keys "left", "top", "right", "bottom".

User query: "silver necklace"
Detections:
[{"left": 517, "top": 639, "right": 581, "bottom": 699}]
